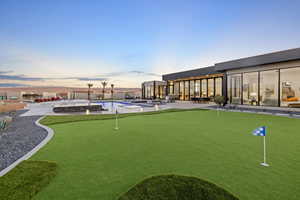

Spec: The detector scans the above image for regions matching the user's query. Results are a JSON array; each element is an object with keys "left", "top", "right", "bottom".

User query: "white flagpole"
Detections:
[
  {"left": 261, "top": 135, "right": 269, "bottom": 167},
  {"left": 115, "top": 107, "right": 119, "bottom": 130}
]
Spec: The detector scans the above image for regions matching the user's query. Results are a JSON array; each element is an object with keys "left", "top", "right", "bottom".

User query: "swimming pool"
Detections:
[{"left": 95, "top": 101, "right": 140, "bottom": 112}]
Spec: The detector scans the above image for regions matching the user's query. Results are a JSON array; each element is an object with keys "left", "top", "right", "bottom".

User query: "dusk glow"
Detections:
[{"left": 1, "top": 0, "right": 300, "bottom": 87}]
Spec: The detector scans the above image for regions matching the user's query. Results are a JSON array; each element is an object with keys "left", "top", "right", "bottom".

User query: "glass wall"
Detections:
[
  {"left": 166, "top": 76, "right": 223, "bottom": 101},
  {"left": 155, "top": 84, "right": 159, "bottom": 98},
  {"left": 229, "top": 74, "right": 242, "bottom": 104},
  {"left": 179, "top": 81, "right": 184, "bottom": 100},
  {"left": 190, "top": 80, "right": 194, "bottom": 98},
  {"left": 208, "top": 79, "right": 214, "bottom": 97},
  {"left": 168, "top": 81, "right": 174, "bottom": 95},
  {"left": 260, "top": 70, "right": 278, "bottom": 106},
  {"left": 243, "top": 72, "right": 258, "bottom": 105},
  {"left": 143, "top": 81, "right": 166, "bottom": 99},
  {"left": 184, "top": 81, "right": 189, "bottom": 100},
  {"left": 195, "top": 80, "right": 201, "bottom": 97},
  {"left": 215, "top": 77, "right": 222, "bottom": 96},
  {"left": 144, "top": 84, "right": 153, "bottom": 99},
  {"left": 174, "top": 82, "right": 179, "bottom": 98},
  {"left": 201, "top": 79, "right": 207, "bottom": 97},
  {"left": 280, "top": 67, "right": 300, "bottom": 107}
]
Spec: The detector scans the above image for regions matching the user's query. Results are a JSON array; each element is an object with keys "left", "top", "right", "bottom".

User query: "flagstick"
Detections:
[
  {"left": 261, "top": 136, "right": 269, "bottom": 167},
  {"left": 115, "top": 108, "right": 119, "bottom": 130}
]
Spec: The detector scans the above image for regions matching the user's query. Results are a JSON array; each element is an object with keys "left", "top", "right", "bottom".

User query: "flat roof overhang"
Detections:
[
  {"left": 162, "top": 66, "right": 223, "bottom": 81},
  {"left": 215, "top": 47, "right": 300, "bottom": 71}
]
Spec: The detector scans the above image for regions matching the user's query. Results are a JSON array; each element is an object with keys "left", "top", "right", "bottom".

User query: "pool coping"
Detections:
[{"left": 0, "top": 116, "right": 54, "bottom": 177}]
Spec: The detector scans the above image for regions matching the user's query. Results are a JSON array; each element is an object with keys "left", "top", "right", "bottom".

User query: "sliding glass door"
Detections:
[
  {"left": 260, "top": 70, "right": 278, "bottom": 106},
  {"left": 280, "top": 67, "right": 300, "bottom": 107},
  {"left": 243, "top": 72, "right": 258, "bottom": 105},
  {"left": 229, "top": 74, "right": 242, "bottom": 104}
]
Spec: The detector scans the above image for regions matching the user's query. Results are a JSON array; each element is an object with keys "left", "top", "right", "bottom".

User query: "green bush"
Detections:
[
  {"left": 214, "top": 95, "right": 226, "bottom": 107},
  {"left": 118, "top": 175, "right": 239, "bottom": 200}
]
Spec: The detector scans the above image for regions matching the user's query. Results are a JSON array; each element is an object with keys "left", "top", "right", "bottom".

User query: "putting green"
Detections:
[{"left": 31, "top": 110, "right": 299, "bottom": 200}]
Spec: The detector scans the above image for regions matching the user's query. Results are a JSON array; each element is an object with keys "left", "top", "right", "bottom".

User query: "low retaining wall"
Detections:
[{"left": 0, "top": 103, "right": 26, "bottom": 113}]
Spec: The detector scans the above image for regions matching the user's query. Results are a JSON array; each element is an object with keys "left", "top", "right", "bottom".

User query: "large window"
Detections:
[
  {"left": 229, "top": 74, "right": 242, "bottom": 104},
  {"left": 280, "top": 67, "right": 300, "bottom": 107},
  {"left": 168, "top": 81, "right": 174, "bottom": 95},
  {"left": 201, "top": 79, "right": 207, "bottom": 97},
  {"left": 184, "top": 81, "right": 189, "bottom": 100},
  {"left": 144, "top": 84, "right": 154, "bottom": 99},
  {"left": 260, "top": 70, "right": 278, "bottom": 106},
  {"left": 190, "top": 80, "right": 194, "bottom": 98},
  {"left": 179, "top": 81, "right": 184, "bottom": 100},
  {"left": 243, "top": 72, "right": 258, "bottom": 105},
  {"left": 215, "top": 77, "right": 222, "bottom": 96},
  {"left": 155, "top": 84, "right": 159, "bottom": 98},
  {"left": 174, "top": 82, "right": 179, "bottom": 99},
  {"left": 208, "top": 79, "right": 214, "bottom": 97},
  {"left": 195, "top": 80, "right": 200, "bottom": 97}
]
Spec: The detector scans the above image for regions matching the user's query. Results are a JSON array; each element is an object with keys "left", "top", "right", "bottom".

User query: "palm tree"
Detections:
[
  {"left": 87, "top": 83, "right": 93, "bottom": 104},
  {"left": 101, "top": 81, "right": 107, "bottom": 100},
  {"left": 111, "top": 84, "right": 114, "bottom": 100}
]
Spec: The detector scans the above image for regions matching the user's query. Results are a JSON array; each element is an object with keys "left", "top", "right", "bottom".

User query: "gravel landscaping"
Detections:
[{"left": 0, "top": 110, "right": 48, "bottom": 172}]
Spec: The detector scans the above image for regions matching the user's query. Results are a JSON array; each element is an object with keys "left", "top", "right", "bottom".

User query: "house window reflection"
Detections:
[{"left": 280, "top": 67, "right": 300, "bottom": 107}]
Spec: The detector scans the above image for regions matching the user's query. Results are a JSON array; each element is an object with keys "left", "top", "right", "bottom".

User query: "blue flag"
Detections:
[{"left": 253, "top": 126, "right": 266, "bottom": 136}]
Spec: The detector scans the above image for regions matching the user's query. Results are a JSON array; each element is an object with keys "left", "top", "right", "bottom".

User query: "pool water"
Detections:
[{"left": 96, "top": 101, "right": 135, "bottom": 112}]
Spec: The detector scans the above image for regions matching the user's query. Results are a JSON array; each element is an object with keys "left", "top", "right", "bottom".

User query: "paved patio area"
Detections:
[{"left": 20, "top": 100, "right": 212, "bottom": 117}]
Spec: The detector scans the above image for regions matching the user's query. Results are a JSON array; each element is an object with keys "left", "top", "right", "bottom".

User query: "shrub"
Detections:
[
  {"left": 214, "top": 95, "right": 226, "bottom": 107},
  {"left": 118, "top": 175, "right": 239, "bottom": 200}
]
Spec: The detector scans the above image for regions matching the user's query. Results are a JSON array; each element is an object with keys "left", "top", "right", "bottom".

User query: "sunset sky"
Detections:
[{"left": 1, "top": 0, "right": 300, "bottom": 88}]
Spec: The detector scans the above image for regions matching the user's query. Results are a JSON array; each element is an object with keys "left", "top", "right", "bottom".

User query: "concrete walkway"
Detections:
[{"left": 21, "top": 100, "right": 212, "bottom": 117}]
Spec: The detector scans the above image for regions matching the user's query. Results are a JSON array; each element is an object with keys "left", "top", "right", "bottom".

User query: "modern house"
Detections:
[{"left": 142, "top": 47, "right": 300, "bottom": 108}]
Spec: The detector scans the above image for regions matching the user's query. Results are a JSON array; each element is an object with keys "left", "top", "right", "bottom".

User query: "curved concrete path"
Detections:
[{"left": 0, "top": 111, "right": 54, "bottom": 176}]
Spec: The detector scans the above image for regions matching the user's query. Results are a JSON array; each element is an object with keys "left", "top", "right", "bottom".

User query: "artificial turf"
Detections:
[
  {"left": 118, "top": 175, "right": 239, "bottom": 200},
  {"left": 0, "top": 160, "right": 57, "bottom": 200},
  {"left": 30, "top": 109, "right": 299, "bottom": 200}
]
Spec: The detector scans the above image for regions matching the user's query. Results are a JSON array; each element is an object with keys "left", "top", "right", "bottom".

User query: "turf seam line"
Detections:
[{"left": 0, "top": 116, "right": 54, "bottom": 177}]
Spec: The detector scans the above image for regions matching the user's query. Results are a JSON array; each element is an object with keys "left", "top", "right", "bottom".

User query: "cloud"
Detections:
[
  {"left": 0, "top": 45, "right": 162, "bottom": 87},
  {"left": 71, "top": 77, "right": 108, "bottom": 81},
  {"left": 0, "top": 70, "right": 14, "bottom": 74},
  {"left": 0, "top": 73, "right": 108, "bottom": 82},
  {"left": 0, "top": 83, "right": 30, "bottom": 87},
  {"left": 0, "top": 74, "right": 43, "bottom": 81},
  {"left": 128, "top": 70, "right": 161, "bottom": 77}
]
